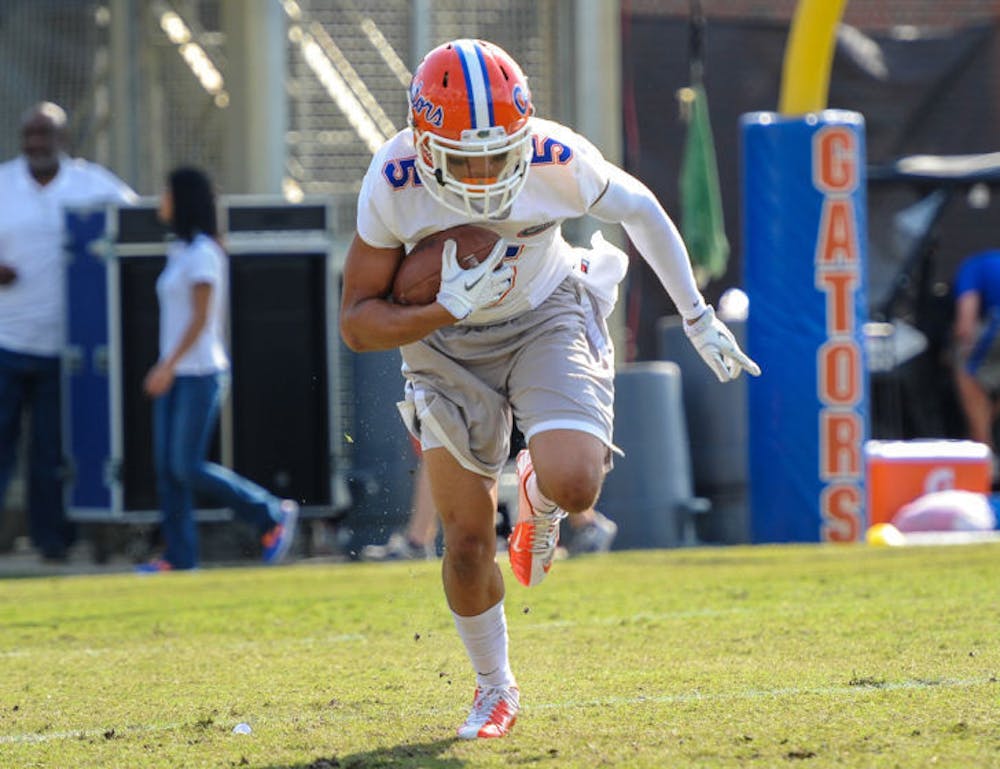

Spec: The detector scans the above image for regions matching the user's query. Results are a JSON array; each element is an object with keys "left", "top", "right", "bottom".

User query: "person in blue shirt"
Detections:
[{"left": 953, "top": 248, "right": 1000, "bottom": 457}]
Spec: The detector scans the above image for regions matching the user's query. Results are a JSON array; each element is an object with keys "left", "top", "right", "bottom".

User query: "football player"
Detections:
[{"left": 339, "top": 39, "right": 759, "bottom": 739}]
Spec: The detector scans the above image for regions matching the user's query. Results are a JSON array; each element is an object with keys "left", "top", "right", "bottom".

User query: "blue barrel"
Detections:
[
  {"left": 658, "top": 316, "right": 749, "bottom": 543},
  {"left": 345, "top": 349, "right": 416, "bottom": 553},
  {"left": 598, "top": 361, "right": 703, "bottom": 549},
  {"left": 741, "top": 111, "right": 869, "bottom": 543}
]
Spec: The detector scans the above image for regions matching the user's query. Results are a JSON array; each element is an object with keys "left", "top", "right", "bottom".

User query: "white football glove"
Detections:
[
  {"left": 684, "top": 305, "right": 761, "bottom": 382},
  {"left": 436, "top": 237, "right": 513, "bottom": 320}
]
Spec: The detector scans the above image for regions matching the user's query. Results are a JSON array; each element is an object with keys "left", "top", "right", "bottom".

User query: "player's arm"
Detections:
[
  {"left": 339, "top": 233, "right": 456, "bottom": 352},
  {"left": 589, "top": 165, "right": 705, "bottom": 320},
  {"left": 589, "top": 165, "right": 760, "bottom": 381},
  {"left": 953, "top": 290, "right": 980, "bottom": 351}
]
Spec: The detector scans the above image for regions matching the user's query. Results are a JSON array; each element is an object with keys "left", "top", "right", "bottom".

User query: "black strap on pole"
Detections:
[{"left": 689, "top": 0, "right": 705, "bottom": 86}]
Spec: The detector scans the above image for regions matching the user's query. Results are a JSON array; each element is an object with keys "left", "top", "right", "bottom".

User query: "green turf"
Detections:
[{"left": 1, "top": 543, "right": 998, "bottom": 768}]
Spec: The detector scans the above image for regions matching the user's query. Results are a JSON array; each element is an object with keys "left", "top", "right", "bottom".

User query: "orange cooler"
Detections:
[{"left": 865, "top": 440, "right": 992, "bottom": 525}]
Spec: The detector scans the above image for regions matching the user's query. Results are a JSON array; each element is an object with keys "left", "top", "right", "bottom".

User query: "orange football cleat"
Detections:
[
  {"left": 508, "top": 449, "right": 566, "bottom": 587},
  {"left": 457, "top": 684, "right": 519, "bottom": 739}
]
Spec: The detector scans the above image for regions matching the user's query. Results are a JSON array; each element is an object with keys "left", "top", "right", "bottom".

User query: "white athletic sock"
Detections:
[
  {"left": 452, "top": 599, "right": 516, "bottom": 689},
  {"left": 526, "top": 472, "right": 558, "bottom": 515}
]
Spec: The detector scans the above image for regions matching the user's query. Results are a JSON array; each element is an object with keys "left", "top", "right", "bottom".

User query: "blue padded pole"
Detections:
[{"left": 741, "top": 111, "right": 869, "bottom": 543}]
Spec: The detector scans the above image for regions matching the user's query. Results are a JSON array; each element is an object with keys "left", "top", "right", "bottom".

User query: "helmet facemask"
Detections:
[{"left": 413, "top": 121, "right": 533, "bottom": 218}]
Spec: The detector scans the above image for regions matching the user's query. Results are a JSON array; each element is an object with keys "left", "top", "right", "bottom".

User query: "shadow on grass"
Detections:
[{"left": 258, "top": 737, "right": 463, "bottom": 768}]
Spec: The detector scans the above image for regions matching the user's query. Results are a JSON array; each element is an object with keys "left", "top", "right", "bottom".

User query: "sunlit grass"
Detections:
[{"left": 1, "top": 543, "right": 998, "bottom": 768}]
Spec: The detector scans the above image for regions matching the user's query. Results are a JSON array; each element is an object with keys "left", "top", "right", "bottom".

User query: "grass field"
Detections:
[{"left": 1, "top": 542, "right": 998, "bottom": 768}]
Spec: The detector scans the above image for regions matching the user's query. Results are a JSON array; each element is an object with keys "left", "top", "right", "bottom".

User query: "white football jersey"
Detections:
[{"left": 356, "top": 117, "right": 612, "bottom": 325}]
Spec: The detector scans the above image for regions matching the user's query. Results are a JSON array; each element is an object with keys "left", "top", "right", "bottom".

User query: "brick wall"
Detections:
[{"left": 627, "top": 0, "right": 1000, "bottom": 30}]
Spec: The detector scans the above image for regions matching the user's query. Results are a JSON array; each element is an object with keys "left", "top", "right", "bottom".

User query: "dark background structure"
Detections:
[{"left": 622, "top": 7, "right": 1000, "bottom": 445}]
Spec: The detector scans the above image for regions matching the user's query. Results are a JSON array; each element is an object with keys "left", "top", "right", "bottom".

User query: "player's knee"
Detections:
[
  {"left": 557, "top": 485, "right": 601, "bottom": 514},
  {"left": 546, "top": 465, "right": 603, "bottom": 514},
  {"left": 530, "top": 431, "right": 608, "bottom": 513},
  {"left": 444, "top": 529, "right": 494, "bottom": 577}
]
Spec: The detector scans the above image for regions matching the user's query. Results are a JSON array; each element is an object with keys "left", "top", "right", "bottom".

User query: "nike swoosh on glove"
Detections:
[
  {"left": 436, "top": 237, "right": 513, "bottom": 320},
  {"left": 683, "top": 305, "right": 761, "bottom": 382}
]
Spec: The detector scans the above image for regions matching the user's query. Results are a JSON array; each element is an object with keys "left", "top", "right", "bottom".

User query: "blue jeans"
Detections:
[
  {"left": 0, "top": 347, "right": 75, "bottom": 558},
  {"left": 152, "top": 372, "right": 278, "bottom": 569}
]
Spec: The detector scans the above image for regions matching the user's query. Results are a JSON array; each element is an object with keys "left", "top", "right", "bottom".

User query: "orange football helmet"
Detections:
[{"left": 408, "top": 39, "right": 534, "bottom": 218}]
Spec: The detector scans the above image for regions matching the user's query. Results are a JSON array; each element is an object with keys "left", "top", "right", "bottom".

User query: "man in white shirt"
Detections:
[{"left": 0, "top": 102, "right": 136, "bottom": 562}]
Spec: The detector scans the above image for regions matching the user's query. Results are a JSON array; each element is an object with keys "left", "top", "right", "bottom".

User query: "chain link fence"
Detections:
[
  {"left": 0, "top": 0, "right": 565, "bottom": 202},
  {"left": 0, "top": 2, "right": 109, "bottom": 160}
]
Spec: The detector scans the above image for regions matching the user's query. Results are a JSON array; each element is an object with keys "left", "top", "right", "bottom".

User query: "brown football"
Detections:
[{"left": 391, "top": 224, "right": 501, "bottom": 306}]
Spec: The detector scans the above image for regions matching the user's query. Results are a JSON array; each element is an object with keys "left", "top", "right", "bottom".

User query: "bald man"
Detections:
[{"left": 0, "top": 102, "right": 136, "bottom": 562}]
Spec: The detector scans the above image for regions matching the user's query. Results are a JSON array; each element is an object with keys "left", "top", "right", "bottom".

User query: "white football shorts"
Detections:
[{"left": 397, "top": 277, "right": 616, "bottom": 477}]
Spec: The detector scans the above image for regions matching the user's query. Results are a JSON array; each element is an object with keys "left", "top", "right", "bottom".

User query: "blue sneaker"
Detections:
[
  {"left": 262, "top": 499, "right": 299, "bottom": 564},
  {"left": 567, "top": 510, "right": 618, "bottom": 555},
  {"left": 135, "top": 558, "right": 174, "bottom": 574}
]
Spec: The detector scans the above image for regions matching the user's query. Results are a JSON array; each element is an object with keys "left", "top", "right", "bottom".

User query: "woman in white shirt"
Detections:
[{"left": 138, "top": 166, "right": 297, "bottom": 572}]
